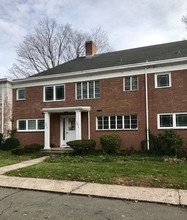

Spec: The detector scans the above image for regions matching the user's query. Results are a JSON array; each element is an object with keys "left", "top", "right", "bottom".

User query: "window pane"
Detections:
[
  {"left": 18, "top": 120, "right": 26, "bottom": 130},
  {"left": 131, "top": 115, "right": 138, "bottom": 129},
  {"left": 83, "top": 82, "right": 87, "bottom": 99},
  {"left": 124, "top": 115, "right": 130, "bottom": 129},
  {"left": 45, "top": 87, "right": 53, "bottom": 101},
  {"left": 18, "top": 89, "right": 25, "bottom": 99},
  {"left": 68, "top": 118, "right": 75, "bottom": 131},
  {"left": 132, "top": 76, "right": 138, "bottom": 90},
  {"left": 157, "top": 74, "right": 169, "bottom": 87},
  {"left": 104, "top": 116, "right": 109, "bottom": 129},
  {"left": 117, "top": 116, "right": 123, "bottom": 129},
  {"left": 176, "top": 114, "right": 187, "bottom": 127},
  {"left": 160, "top": 115, "right": 173, "bottom": 127},
  {"left": 89, "top": 81, "right": 94, "bottom": 98},
  {"left": 77, "top": 83, "right": 81, "bottom": 99},
  {"left": 28, "top": 120, "right": 36, "bottom": 130},
  {"left": 125, "top": 77, "right": 130, "bottom": 90},
  {"left": 56, "top": 86, "right": 64, "bottom": 100},
  {"left": 110, "top": 116, "right": 116, "bottom": 129},
  {"left": 95, "top": 81, "right": 100, "bottom": 98},
  {"left": 97, "top": 117, "right": 103, "bottom": 129},
  {"left": 38, "top": 120, "right": 44, "bottom": 130}
]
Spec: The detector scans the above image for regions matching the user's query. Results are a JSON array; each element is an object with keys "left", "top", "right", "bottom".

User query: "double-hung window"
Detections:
[
  {"left": 124, "top": 76, "right": 138, "bottom": 91},
  {"left": 17, "top": 119, "right": 45, "bottom": 131},
  {"left": 44, "top": 85, "right": 65, "bottom": 101},
  {"left": 158, "top": 113, "right": 187, "bottom": 129},
  {"left": 76, "top": 80, "right": 100, "bottom": 99},
  {"left": 17, "top": 88, "right": 26, "bottom": 100},
  {"left": 155, "top": 73, "right": 171, "bottom": 88}
]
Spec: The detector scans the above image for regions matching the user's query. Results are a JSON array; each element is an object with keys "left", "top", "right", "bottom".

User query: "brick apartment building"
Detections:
[{"left": 0, "top": 40, "right": 187, "bottom": 150}]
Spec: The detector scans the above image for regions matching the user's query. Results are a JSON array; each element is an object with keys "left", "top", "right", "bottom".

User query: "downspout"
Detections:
[
  {"left": 88, "top": 111, "right": 90, "bottom": 139},
  {"left": 144, "top": 68, "right": 150, "bottom": 150},
  {"left": 1, "top": 83, "right": 4, "bottom": 134}
]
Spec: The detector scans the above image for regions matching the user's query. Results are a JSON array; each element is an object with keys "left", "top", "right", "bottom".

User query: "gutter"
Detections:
[
  {"left": 1, "top": 83, "right": 4, "bottom": 134},
  {"left": 12, "top": 56, "right": 187, "bottom": 85}
]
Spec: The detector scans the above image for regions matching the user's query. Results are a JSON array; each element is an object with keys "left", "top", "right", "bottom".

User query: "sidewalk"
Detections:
[{"left": 0, "top": 157, "right": 186, "bottom": 206}]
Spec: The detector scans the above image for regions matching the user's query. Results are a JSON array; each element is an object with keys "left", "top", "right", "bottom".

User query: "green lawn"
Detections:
[
  {"left": 0, "top": 150, "right": 44, "bottom": 167},
  {"left": 7, "top": 154, "right": 187, "bottom": 189}
]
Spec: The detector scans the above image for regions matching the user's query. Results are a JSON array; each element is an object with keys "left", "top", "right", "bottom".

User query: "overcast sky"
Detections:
[{"left": 0, "top": 0, "right": 187, "bottom": 78}]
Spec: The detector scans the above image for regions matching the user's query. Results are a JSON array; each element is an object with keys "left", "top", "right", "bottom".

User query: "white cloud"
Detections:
[{"left": 0, "top": 0, "right": 187, "bottom": 77}]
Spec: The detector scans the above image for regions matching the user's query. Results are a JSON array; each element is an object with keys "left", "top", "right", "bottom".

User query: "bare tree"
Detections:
[
  {"left": 182, "top": 15, "right": 187, "bottom": 27},
  {"left": 89, "top": 26, "right": 112, "bottom": 54},
  {"left": 10, "top": 17, "right": 111, "bottom": 78}
]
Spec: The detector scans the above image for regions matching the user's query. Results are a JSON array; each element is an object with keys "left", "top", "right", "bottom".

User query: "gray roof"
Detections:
[{"left": 33, "top": 40, "right": 187, "bottom": 77}]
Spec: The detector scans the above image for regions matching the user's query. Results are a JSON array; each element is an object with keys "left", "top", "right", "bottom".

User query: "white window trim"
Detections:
[
  {"left": 96, "top": 115, "right": 138, "bottom": 131},
  {"left": 43, "top": 84, "right": 65, "bottom": 102},
  {"left": 17, "top": 119, "right": 45, "bottom": 132},
  {"left": 123, "top": 76, "right": 138, "bottom": 91},
  {"left": 157, "top": 112, "right": 187, "bottom": 129},
  {"left": 76, "top": 80, "right": 100, "bottom": 100},
  {"left": 155, "top": 72, "right": 171, "bottom": 88},
  {"left": 16, "top": 88, "right": 26, "bottom": 100}
]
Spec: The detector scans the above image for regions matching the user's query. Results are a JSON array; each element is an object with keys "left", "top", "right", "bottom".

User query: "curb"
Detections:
[{"left": 0, "top": 175, "right": 186, "bottom": 206}]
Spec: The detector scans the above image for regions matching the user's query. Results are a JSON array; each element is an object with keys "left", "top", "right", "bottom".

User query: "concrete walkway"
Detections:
[
  {"left": 0, "top": 157, "right": 186, "bottom": 206},
  {"left": 0, "top": 156, "right": 48, "bottom": 174}
]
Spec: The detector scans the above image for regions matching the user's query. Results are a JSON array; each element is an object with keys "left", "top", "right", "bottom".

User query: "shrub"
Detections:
[
  {"left": 67, "top": 140, "right": 96, "bottom": 155},
  {"left": 11, "top": 147, "right": 25, "bottom": 155},
  {"left": 100, "top": 134, "right": 121, "bottom": 154},
  {"left": 2, "top": 137, "right": 20, "bottom": 150},
  {"left": 8, "top": 129, "right": 17, "bottom": 138},
  {"left": 158, "top": 130, "right": 183, "bottom": 155},
  {"left": 24, "top": 143, "right": 43, "bottom": 150},
  {"left": 141, "top": 131, "right": 160, "bottom": 153},
  {"left": 0, "top": 133, "right": 3, "bottom": 147},
  {"left": 11, "top": 143, "right": 43, "bottom": 155},
  {"left": 178, "top": 147, "right": 187, "bottom": 158}
]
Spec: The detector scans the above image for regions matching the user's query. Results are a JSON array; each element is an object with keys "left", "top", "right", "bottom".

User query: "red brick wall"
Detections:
[
  {"left": 148, "top": 70, "right": 187, "bottom": 144},
  {"left": 13, "top": 70, "right": 187, "bottom": 149}
]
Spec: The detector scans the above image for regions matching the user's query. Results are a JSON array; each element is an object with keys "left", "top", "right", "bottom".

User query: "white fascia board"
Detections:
[
  {"left": 0, "top": 78, "right": 13, "bottom": 83},
  {"left": 12, "top": 57, "right": 187, "bottom": 89},
  {"left": 42, "top": 106, "right": 91, "bottom": 113}
]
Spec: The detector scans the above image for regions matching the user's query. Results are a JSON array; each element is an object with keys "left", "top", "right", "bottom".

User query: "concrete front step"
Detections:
[{"left": 41, "top": 147, "right": 74, "bottom": 154}]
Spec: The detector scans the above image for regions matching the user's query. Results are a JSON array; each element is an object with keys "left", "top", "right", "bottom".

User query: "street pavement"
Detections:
[
  {"left": 0, "top": 188, "right": 186, "bottom": 220},
  {"left": 0, "top": 156, "right": 186, "bottom": 207}
]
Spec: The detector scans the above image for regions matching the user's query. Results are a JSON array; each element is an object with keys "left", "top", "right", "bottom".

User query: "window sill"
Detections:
[
  {"left": 43, "top": 99, "right": 65, "bottom": 102},
  {"left": 155, "top": 85, "right": 171, "bottom": 89},
  {"left": 76, "top": 97, "right": 100, "bottom": 100},
  {"left": 17, "top": 130, "right": 44, "bottom": 132},
  {"left": 123, "top": 90, "right": 139, "bottom": 92},
  {"left": 96, "top": 129, "right": 138, "bottom": 131},
  {"left": 158, "top": 127, "right": 187, "bottom": 130}
]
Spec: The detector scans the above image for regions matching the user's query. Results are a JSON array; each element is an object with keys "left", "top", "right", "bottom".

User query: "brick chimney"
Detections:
[{"left": 85, "top": 41, "right": 96, "bottom": 56}]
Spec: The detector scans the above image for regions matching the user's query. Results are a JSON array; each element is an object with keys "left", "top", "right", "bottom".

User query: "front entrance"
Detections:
[{"left": 60, "top": 116, "right": 76, "bottom": 147}]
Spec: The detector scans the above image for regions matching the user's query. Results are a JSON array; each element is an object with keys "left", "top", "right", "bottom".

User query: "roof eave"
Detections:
[{"left": 12, "top": 56, "right": 187, "bottom": 85}]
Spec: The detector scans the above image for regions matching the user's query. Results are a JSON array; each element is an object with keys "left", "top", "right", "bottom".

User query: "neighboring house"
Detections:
[
  {"left": 0, "top": 41, "right": 187, "bottom": 150},
  {"left": 0, "top": 79, "right": 12, "bottom": 138}
]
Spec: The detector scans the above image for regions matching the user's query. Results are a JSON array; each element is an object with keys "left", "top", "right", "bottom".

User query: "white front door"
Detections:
[{"left": 60, "top": 116, "right": 76, "bottom": 147}]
